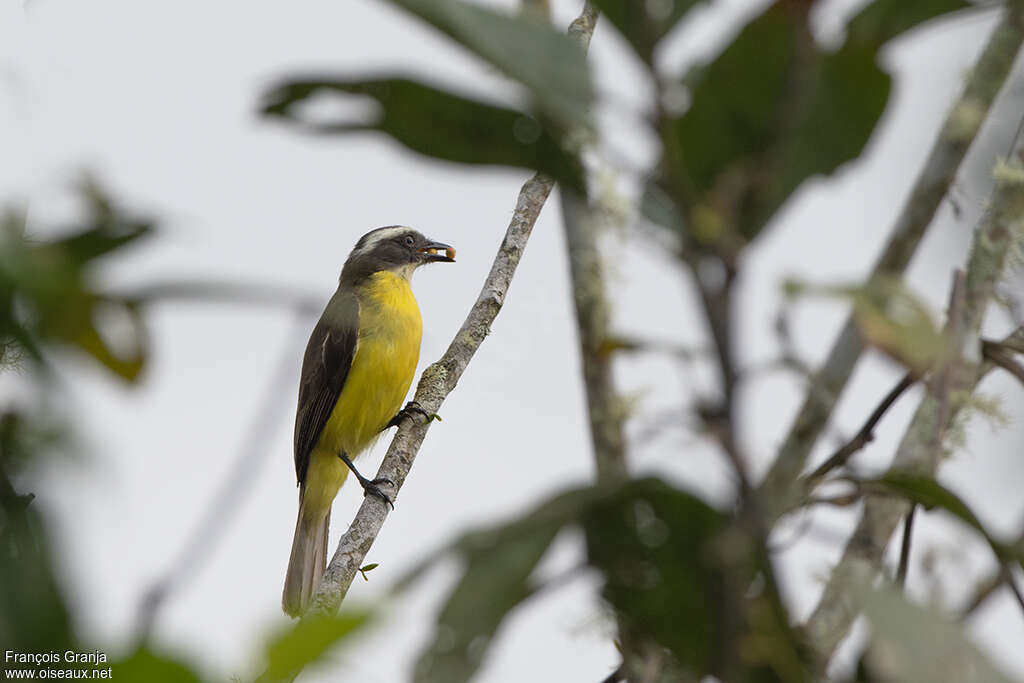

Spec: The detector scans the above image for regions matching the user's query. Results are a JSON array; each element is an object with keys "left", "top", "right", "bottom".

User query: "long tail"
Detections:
[{"left": 282, "top": 486, "right": 330, "bottom": 617}]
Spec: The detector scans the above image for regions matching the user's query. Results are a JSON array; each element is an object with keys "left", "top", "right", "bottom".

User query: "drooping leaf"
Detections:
[
  {"left": 864, "top": 470, "right": 1023, "bottom": 565},
  {"left": 413, "top": 522, "right": 561, "bottom": 683},
  {"left": 777, "top": 41, "right": 889, "bottom": 206},
  {"left": 0, "top": 497, "right": 74, "bottom": 654},
  {"left": 846, "top": 0, "right": 970, "bottom": 50},
  {"left": 409, "top": 485, "right": 603, "bottom": 683},
  {"left": 673, "top": 2, "right": 889, "bottom": 242},
  {"left": 583, "top": 478, "right": 809, "bottom": 681},
  {"left": 52, "top": 220, "right": 152, "bottom": 264},
  {"left": 589, "top": 0, "right": 701, "bottom": 61},
  {"left": 860, "top": 584, "right": 1014, "bottom": 683},
  {"left": 662, "top": 0, "right": 967, "bottom": 244},
  {"left": 110, "top": 648, "right": 203, "bottom": 683},
  {"left": 675, "top": 3, "right": 804, "bottom": 203},
  {"left": 408, "top": 479, "right": 810, "bottom": 683},
  {"left": 0, "top": 189, "right": 153, "bottom": 381},
  {"left": 783, "top": 276, "right": 946, "bottom": 375},
  {"left": 261, "top": 77, "right": 583, "bottom": 190},
  {"left": 262, "top": 613, "right": 369, "bottom": 681},
  {"left": 384, "top": 0, "right": 592, "bottom": 130}
]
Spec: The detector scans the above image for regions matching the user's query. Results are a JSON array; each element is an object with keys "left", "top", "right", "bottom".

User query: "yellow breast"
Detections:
[{"left": 316, "top": 271, "right": 422, "bottom": 457}]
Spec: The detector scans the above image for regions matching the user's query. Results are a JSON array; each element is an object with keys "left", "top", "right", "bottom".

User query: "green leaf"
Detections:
[
  {"left": 583, "top": 480, "right": 723, "bottom": 672},
  {"left": 413, "top": 523, "right": 560, "bottom": 683},
  {"left": 408, "top": 479, "right": 810, "bottom": 683},
  {"left": 777, "top": 42, "right": 889, "bottom": 206},
  {"left": 261, "top": 76, "right": 583, "bottom": 190},
  {"left": 866, "top": 471, "right": 1023, "bottom": 565},
  {"left": 674, "top": 3, "right": 889, "bottom": 242},
  {"left": 385, "top": 0, "right": 592, "bottom": 130},
  {"left": 410, "top": 486, "right": 603, "bottom": 683},
  {"left": 0, "top": 500, "right": 74, "bottom": 654},
  {"left": 860, "top": 584, "right": 1014, "bottom": 683},
  {"left": 0, "top": 187, "right": 153, "bottom": 382},
  {"left": 583, "top": 478, "right": 809, "bottom": 681},
  {"left": 590, "top": 0, "right": 701, "bottom": 61},
  {"left": 110, "top": 648, "right": 203, "bottom": 683},
  {"left": 784, "top": 276, "right": 945, "bottom": 374},
  {"left": 846, "top": 0, "right": 970, "bottom": 50},
  {"left": 665, "top": 0, "right": 966, "bottom": 245},
  {"left": 52, "top": 220, "right": 153, "bottom": 265},
  {"left": 263, "top": 613, "right": 369, "bottom": 680}
]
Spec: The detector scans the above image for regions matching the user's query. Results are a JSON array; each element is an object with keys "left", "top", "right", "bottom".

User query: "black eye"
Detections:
[{"left": 404, "top": 235, "right": 415, "bottom": 246}]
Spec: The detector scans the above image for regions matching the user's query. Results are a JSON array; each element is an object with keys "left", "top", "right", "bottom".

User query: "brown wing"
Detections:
[{"left": 293, "top": 287, "right": 359, "bottom": 484}]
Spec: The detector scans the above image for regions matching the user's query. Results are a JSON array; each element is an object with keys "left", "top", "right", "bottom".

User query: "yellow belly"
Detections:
[{"left": 302, "top": 271, "right": 422, "bottom": 519}]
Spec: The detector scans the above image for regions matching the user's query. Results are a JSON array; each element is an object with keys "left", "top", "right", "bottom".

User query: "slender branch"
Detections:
[
  {"left": 135, "top": 312, "right": 313, "bottom": 643},
  {"left": 1007, "top": 570, "right": 1024, "bottom": 616},
  {"left": 560, "top": 190, "right": 627, "bottom": 480},
  {"left": 119, "top": 280, "right": 322, "bottom": 316},
  {"left": 302, "top": 4, "right": 601, "bottom": 621},
  {"left": 599, "top": 664, "right": 625, "bottom": 683},
  {"left": 960, "top": 569, "right": 1007, "bottom": 619},
  {"left": 982, "top": 339, "right": 1024, "bottom": 386},
  {"left": 802, "top": 372, "right": 916, "bottom": 488},
  {"left": 759, "top": 15, "right": 1024, "bottom": 515},
  {"left": 961, "top": 560, "right": 1024, "bottom": 620},
  {"left": 895, "top": 504, "right": 916, "bottom": 588},
  {"left": 804, "top": 88, "right": 1024, "bottom": 659},
  {"left": 559, "top": 3, "right": 623, "bottom": 482}
]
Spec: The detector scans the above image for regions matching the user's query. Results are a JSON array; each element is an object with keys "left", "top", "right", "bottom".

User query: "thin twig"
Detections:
[
  {"left": 960, "top": 569, "right": 1007, "bottom": 619},
  {"left": 119, "top": 280, "right": 322, "bottom": 316},
  {"left": 895, "top": 504, "right": 916, "bottom": 588},
  {"left": 1007, "top": 570, "right": 1024, "bottom": 615},
  {"left": 301, "top": 3, "right": 602, "bottom": 623},
  {"left": 759, "top": 15, "right": 1024, "bottom": 516},
  {"left": 599, "top": 664, "right": 626, "bottom": 683},
  {"left": 961, "top": 564, "right": 1024, "bottom": 620},
  {"left": 982, "top": 339, "right": 1024, "bottom": 386},
  {"left": 803, "top": 372, "right": 916, "bottom": 488},
  {"left": 134, "top": 312, "right": 314, "bottom": 643},
  {"left": 559, "top": 189, "right": 627, "bottom": 480},
  {"left": 804, "top": 83, "right": 1024, "bottom": 659}
]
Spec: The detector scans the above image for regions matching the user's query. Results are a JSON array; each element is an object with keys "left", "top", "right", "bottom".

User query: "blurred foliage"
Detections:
[
  {"left": 4, "top": 0, "right": 1019, "bottom": 682},
  {"left": 109, "top": 648, "right": 204, "bottom": 683},
  {"left": 409, "top": 478, "right": 809, "bottom": 683},
  {"left": 0, "top": 469, "right": 73, "bottom": 655},
  {"left": 261, "top": 77, "right": 584, "bottom": 190},
  {"left": 862, "top": 470, "right": 1024, "bottom": 565},
  {"left": 0, "top": 181, "right": 153, "bottom": 381},
  {"left": 589, "top": 0, "right": 699, "bottom": 61},
  {"left": 662, "top": 0, "right": 967, "bottom": 245},
  {"left": 859, "top": 584, "right": 1015, "bottom": 683},
  {"left": 784, "top": 276, "right": 947, "bottom": 375},
  {"left": 259, "top": 613, "right": 369, "bottom": 681},
  {"left": 383, "top": 0, "right": 593, "bottom": 131}
]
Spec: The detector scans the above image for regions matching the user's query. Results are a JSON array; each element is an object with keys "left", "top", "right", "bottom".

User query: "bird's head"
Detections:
[{"left": 341, "top": 226, "right": 455, "bottom": 283}]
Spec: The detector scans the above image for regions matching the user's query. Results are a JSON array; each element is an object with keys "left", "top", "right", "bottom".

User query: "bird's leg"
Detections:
[
  {"left": 338, "top": 452, "right": 394, "bottom": 510},
  {"left": 384, "top": 400, "right": 439, "bottom": 430}
]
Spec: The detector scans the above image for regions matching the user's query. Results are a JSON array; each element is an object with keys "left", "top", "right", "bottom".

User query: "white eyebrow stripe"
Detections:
[{"left": 351, "top": 226, "right": 413, "bottom": 258}]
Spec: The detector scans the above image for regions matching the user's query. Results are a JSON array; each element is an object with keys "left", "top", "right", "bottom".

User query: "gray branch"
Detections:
[
  {"left": 305, "top": 3, "right": 601, "bottom": 620},
  {"left": 804, "top": 93, "right": 1024, "bottom": 661},
  {"left": 759, "top": 13, "right": 1024, "bottom": 515},
  {"left": 560, "top": 189, "right": 628, "bottom": 480}
]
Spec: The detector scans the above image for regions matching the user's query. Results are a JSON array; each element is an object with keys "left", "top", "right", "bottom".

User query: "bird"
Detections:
[{"left": 282, "top": 225, "right": 455, "bottom": 617}]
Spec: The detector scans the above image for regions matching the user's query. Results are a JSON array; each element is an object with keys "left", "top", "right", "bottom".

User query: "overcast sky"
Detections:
[{"left": 3, "top": 0, "right": 1024, "bottom": 681}]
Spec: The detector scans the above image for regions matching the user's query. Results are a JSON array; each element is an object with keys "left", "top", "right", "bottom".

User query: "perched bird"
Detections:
[{"left": 282, "top": 226, "right": 455, "bottom": 616}]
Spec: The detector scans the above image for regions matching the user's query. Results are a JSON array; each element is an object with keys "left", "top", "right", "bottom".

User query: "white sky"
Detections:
[{"left": 3, "top": 0, "right": 1024, "bottom": 681}]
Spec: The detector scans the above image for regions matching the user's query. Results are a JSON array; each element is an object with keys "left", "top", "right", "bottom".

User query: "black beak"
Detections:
[{"left": 418, "top": 240, "right": 456, "bottom": 263}]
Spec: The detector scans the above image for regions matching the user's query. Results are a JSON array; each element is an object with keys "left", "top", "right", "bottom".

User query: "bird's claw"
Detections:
[
  {"left": 362, "top": 478, "right": 395, "bottom": 510},
  {"left": 386, "top": 401, "right": 440, "bottom": 429}
]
